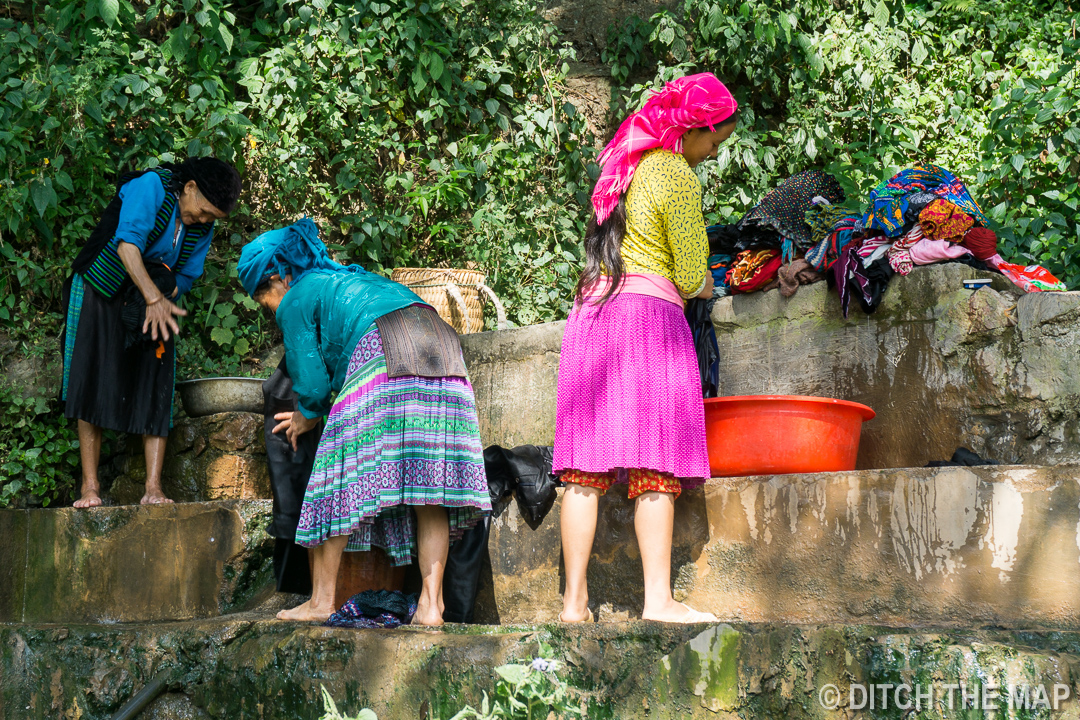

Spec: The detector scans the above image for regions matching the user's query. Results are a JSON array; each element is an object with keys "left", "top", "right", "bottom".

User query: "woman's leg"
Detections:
[
  {"left": 141, "top": 434, "right": 173, "bottom": 505},
  {"left": 635, "top": 490, "right": 717, "bottom": 623},
  {"left": 413, "top": 505, "right": 449, "bottom": 626},
  {"left": 277, "top": 534, "right": 348, "bottom": 621},
  {"left": 560, "top": 482, "right": 602, "bottom": 622},
  {"left": 74, "top": 420, "right": 103, "bottom": 508}
]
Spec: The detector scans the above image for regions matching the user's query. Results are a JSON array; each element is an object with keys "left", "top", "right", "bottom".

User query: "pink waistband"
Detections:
[{"left": 582, "top": 274, "right": 684, "bottom": 307}]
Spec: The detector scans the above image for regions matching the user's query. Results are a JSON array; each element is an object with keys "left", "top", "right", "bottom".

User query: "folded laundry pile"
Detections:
[{"left": 706, "top": 163, "right": 1066, "bottom": 314}]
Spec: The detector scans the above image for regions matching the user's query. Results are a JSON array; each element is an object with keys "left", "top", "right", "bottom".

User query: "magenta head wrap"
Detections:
[{"left": 590, "top": 72, "right": 737, "bottom": 225}]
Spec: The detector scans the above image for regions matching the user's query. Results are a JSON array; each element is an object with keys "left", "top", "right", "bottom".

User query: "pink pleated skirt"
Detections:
[{"left": 551, "top": 292, "right": 710, "bottom": 485}]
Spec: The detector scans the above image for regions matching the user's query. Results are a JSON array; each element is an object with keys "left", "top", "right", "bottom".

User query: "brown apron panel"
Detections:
[{"left": 376, "top": 304, "right": 469, "bottom": 379}]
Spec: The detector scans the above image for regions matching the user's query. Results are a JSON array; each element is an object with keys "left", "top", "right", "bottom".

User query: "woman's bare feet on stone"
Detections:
[
  {"left": 642, "top": 601, "right": 717, "bottom": 624},
  {"left": 411, "top": 598, "right": 444, "bottom": 627},
  {"left": 74, "top": 490, "right": 103, "bottom": 509},
  {"left": 141, "top": 491, "right": 174, "bottom": 505},
  {"left": 276, "top": 599, "right": 333, "bottom": 623}
]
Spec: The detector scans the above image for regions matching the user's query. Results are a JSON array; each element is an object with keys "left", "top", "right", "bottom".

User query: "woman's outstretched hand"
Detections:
[
  {"left": 142, "top": 297, "right": 187, "bottom": 341},
  {"left": 273, "top": 410, "right": 320, "bottom": 451}
]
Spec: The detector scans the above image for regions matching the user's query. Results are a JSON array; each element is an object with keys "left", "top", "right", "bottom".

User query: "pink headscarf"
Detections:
[{"left": 591, "top": 72, "right": 738, "bottom": 225}]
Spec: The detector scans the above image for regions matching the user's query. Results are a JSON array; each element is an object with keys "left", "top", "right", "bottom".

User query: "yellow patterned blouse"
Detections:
[{"left": 622, "top": 148, "right": 709, "bottom": 297}]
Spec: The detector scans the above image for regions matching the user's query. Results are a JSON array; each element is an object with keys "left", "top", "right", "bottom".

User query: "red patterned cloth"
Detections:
[
  {"left": 563, "top": 468, "right": 683, "bottom": 499},
  {"left": 591, "top": 73, "right": 737, "bottom": 225},
  {"left": 918, "top": 199, "right": 974, "bottom": 241},
  {"left": 728, "top": 248, "right": 783, "bottom": 293}
]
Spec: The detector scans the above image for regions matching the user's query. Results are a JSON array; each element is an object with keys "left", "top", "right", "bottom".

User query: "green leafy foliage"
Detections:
[{"left": 0, "top": 384, "right": 80, "bottom": 508}]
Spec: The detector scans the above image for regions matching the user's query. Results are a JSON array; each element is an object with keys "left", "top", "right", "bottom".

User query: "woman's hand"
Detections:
[
  {"left": 695, "top": 272, "right": 715, "bottom": 299},
  {"left": 273, "top": 410, "right": 320, "bottom": 451},
  {"left": 142, "top": 297, "right": 187, "bottom": 341}
]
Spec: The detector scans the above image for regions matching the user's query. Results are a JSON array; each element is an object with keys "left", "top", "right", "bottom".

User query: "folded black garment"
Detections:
[
  {"left": 484, "top": 444, "right": 558, "bottom": 529},
  {"left": 926, "top": 447, "right": 1000, "bottom": 467},
  {"left": 120, "top": 263, "right": 177, "bottom": 349}
]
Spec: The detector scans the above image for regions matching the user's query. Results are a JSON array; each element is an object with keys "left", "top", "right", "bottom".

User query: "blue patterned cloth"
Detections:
[
  {"left": 861, "top": 163, "right": 988, "bottom": 237},
  {"left": 324, "top": 590, "right": 418, "bottom": 629}
]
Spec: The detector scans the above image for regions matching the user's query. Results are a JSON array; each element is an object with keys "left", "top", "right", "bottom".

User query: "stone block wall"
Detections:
[{"left": 106, "top": 412, "right": 270, "bottom": 504}]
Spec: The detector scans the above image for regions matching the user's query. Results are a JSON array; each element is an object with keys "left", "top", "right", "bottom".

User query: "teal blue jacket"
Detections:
[{"left": 275, "top": 271, "right": 426, "bottom": 418}]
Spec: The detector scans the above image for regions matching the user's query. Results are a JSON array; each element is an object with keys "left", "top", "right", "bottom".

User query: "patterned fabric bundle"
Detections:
[
  {"left": 591, "top": 73, "right": 737, "bottom": 225},
  {"left": 918, "top": 199, "right": 974, "bottom": 241},
  {"left": 294, "top": 325, "right": 491, "bottom": 566},
  {"left": 738, "top": 170, "right": 846, "bottom": 261},
  {"left": 805, "top": 205, "right": 861, "bottom": 272},
  {"left": 728, "top": 248, "right": 783, "bottom": 293},
  {"left": 324, "top": 590, "right": 418, "bottom": 629},
  {"left": 887, "top": 225, "right": 926, "bottom": 275},
  {"left": 862, "top": 164, "right": 988, "bottom": 237}
]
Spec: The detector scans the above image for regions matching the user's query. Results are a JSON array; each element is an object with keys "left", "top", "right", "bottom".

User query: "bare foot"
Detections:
[
  {"left": 642, "top": 601, "right": 717, "bottom": 624},
  {"left": 141, "top": 492, "right": 174, "bottom": 505},
  {"left": 74, "top": 492, "right": 103, "bottom": 509},
  {"left": 558, "top": 600, "right": 593, "bottom": 623},
  {"left": 276, "top": 599, "right": 333, "bottom": 623},
  {"left": 411, "top": 600, "right": 444, "bottom": 627}
]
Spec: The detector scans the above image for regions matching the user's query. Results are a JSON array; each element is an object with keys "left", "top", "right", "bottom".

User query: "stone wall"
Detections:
[
  {"left": 480, "top": 465, "right": 1080, "bottom": 629},
  {"left": 0, "top": 500, "right": 274, "bottom": 624},
  {"left": 6, "top": 618, "right": 1080, "bottom": 719}
]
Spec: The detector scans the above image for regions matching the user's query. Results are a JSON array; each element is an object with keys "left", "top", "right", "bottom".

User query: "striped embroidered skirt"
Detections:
[{"left": 294, "top": 324, "right": 491, "bottom": 566}]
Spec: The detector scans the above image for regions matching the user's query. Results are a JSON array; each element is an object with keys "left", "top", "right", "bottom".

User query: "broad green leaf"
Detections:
[
  {"left": 873, "top": 0, "right": 889, "bottom": 27},
  {"left": 911, "top": 39, "right": 928, "bottom": 66},
  {"left": 429, "top": 53, "right": 444, "bottom": 81},
  {"left": 218, "top": 24, "right": 234, "bottom": 53},
  {"left": 99, "top": 0, "right": 119, "bottom": 26},
  {"left": 210, "top": 327, "right": 234, "bottom": 346}
]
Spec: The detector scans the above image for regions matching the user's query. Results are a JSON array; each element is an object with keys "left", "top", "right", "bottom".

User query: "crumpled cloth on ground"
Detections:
[
  {"left": 728, "top": 248, "right": 783, "bottom": 293},
  {"left": 738, "top": 170, "right": 846, "bottom": 260},
  {"left": 918, "top": 199, "right": 974, "bottom": 241},
  {"left": 325, "top": 589, "right": 418, "bottom": 629},
  {"left": 909, "top": 238, "right": 973, "bottom": 265},
  {"left": 926, "top": 447, "right": 999, "bottom": 467},
  {"left": 861, "top": 164, "right": 989, "bottom": 237},
  {"left": 778, "top": 258, "right": 824, "bottom": 297}
]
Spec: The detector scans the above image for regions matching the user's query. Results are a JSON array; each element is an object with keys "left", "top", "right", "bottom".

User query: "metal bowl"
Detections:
[{"left": 176, "top": 377, "right": 264, "bottom": 417}]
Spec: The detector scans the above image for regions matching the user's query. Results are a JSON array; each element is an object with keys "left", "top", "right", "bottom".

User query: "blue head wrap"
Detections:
[{"left": 238, "top": 218, "right": 363, "bottom": 296}]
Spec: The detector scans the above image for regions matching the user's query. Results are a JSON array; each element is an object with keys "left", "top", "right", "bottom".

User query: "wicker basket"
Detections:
[{"left": 391, "top": 268, "right": 507, "bottom": 334}]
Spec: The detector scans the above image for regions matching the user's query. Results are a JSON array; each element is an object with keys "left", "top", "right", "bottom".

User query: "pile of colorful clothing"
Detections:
[{"left": 706, "top": 163, "right": 1066, "bottom": 314}]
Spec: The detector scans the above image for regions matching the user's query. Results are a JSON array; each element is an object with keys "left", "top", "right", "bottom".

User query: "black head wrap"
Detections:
[{"left": 168, "top": 157, "right": 242, "bottom": 214}]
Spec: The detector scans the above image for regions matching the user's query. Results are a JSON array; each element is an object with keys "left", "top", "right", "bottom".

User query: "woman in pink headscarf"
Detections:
[{"left": 553, "top": 73, "right": 738, "bottom": 623}]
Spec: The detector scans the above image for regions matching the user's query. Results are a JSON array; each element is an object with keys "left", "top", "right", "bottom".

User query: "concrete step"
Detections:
[
  {"left": 4, "top": 613, "right": 1080, "bottom": 719},
  {"left": 5, "top": 464, "right": 1080, "bottom": 631}
]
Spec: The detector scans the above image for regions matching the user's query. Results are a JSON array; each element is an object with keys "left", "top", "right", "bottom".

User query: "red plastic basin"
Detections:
[{"left": 703, "top": 395, "right": 876, "bottom": 477}]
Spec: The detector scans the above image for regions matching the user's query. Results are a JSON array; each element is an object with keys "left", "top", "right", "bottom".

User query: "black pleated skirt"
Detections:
[{"left": 62, "top": 274, "right": 175, "bottom": 437}]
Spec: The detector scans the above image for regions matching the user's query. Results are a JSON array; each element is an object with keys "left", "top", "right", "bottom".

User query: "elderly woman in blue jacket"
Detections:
[
  {"left": 62, "top": 157, "right": 242, "bottom": 507},
  {"left": 238, "top": 219, "right": 490, "bottom": 624}
]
